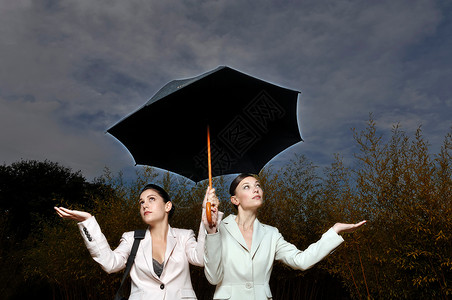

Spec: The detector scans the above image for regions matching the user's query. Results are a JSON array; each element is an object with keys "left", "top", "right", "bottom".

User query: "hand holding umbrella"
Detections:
[{"left": 202, "top": 186, "right": 220, "bottom": 233}]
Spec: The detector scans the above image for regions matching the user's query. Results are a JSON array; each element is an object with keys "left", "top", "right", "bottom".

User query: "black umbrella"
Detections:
[{"left": 107, "top": 66, "right": 301, "bottom": 184}]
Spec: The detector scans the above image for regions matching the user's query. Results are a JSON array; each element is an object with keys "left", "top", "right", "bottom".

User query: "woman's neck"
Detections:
[
  {"left": 235, "top": 209, "right": 257, "bottom": 231},
  {"left": 149, "top": 220, "right": 169, "bottom": 241}
]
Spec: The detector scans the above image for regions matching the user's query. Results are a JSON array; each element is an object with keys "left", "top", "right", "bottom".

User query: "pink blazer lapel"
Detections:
[
  {"left": 159, "top": 226, "right": 177, "bottom": 278},
  {"left": 140, "top": 229, "right": 161, "bottom": 280},
  {"left": 140, "top": 225, "right": 177, "bottom": 280},
  {"left": 164, "top": 226, "right": 177, "bottom": 266}
]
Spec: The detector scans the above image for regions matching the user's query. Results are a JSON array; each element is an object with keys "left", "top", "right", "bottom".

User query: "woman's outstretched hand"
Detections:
[
  {"left": 54, "top": 207, "right": 92, "bottom": 222},
  {"left": 333, "top": 220, "right": 367, "bottom": 234},
  {"left": 202, "top": 187, "right": 220, "bottom": 234}
]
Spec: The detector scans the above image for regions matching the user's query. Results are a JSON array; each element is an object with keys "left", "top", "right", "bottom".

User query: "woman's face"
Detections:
[
  {"left": 139, "top": 189, "right": 171, "bottom": 225},
  {"left": 231, "top": 176, "right": 263, "bottom": 210}
]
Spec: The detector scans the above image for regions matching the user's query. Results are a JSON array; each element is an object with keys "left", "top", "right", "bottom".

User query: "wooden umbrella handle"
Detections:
[
  {"left": 206, "top": 202, "right": 212, "bottom": 224},
  {"left": 206, "top": 126, "right": 213, "bottom": 225}
]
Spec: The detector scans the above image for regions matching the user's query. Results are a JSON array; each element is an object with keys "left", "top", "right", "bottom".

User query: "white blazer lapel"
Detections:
[
  {"left": 250, "top": 218, "right": 266, "bottom": 258},
  {"left": 223, "top": 215, "right": 249, "bottom": 251}
]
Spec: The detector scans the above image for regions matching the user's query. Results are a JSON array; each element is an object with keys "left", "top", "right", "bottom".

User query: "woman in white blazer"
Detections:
[
  {"left": 55, "top": 183, "right": 221, "bottom": 300},
  {"left": 203, "top": 173, "right": 366, "bottom": 300}
]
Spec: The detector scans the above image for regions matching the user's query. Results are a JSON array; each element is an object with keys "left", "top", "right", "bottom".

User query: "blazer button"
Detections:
[
  {"left": 245, "top": 282, "right": 253, "bottom": 289},
  {"left": 160, "top": 283, "right": 165, "bottom": 290}
]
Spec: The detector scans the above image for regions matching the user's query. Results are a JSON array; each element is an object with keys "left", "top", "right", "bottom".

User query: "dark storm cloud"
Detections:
[{"left": 0, "top": 0, "right": 450, "bottom": 180}]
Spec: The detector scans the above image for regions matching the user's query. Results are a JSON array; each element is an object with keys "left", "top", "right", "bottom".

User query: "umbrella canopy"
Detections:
[{"left": 107, "top": 66, "right": 302, "bottom": 183}]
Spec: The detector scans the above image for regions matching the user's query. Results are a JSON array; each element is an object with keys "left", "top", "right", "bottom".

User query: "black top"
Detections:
[{"left": 153, "top": 258, "right": 164, "bottom": 277}]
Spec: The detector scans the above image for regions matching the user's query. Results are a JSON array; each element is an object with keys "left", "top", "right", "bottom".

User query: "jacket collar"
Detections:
[
  {"left": 141, "top": 225, "right": 177, "bottom": 281},
  {"left": 164, "top": 226, "right": 177, "bottom": 266},
  {"left": 222, "top": 214, "right": 266, "bottom": 257}
]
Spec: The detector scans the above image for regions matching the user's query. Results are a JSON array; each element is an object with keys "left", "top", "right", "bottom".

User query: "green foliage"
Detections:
[
  {"left": 2, "top": 117, "right": 450, "bottom": 299},
  {"left": 322, "top": 117, "right": 451, "bottom": 299},
  {"left": 0, "top": 159, "right": 90, "bottom": 240},
  {"left": 0, "top": 159, "right": 107, "bottom": 299}
]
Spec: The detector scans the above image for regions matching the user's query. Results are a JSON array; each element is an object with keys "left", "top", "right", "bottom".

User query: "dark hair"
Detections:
[
  {"left": 229, "top": 173, "right": 258, "bottom": 209},
  {"left": 140, "top": 184, "right": 175, "bottom": 219}
]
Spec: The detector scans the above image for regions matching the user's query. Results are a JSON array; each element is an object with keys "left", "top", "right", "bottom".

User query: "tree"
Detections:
[
  {"left": 0, "top": 159, "right": 93, "bottom": 240},
  {"left": 0, "top": 159, "right": 107, "bottom": 299},
  {"left": 322, "top": 117, "right": 452, "bottom": 299}
]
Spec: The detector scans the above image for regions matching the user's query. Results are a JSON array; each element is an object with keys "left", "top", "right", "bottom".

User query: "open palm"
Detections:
[
  {"left": 333, "top": 220, "right": 367, "bottom": 234},
  {"left": 54, "top": 207, "right": 92, "bottom": 222}
]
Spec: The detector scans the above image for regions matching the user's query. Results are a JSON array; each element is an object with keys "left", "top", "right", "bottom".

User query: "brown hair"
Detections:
[
  {"left": 229, "top": 173, "right": 258, "bottom": 209},
  {"left": 141, "top": 184, "right": 175, "bottom": 219}
]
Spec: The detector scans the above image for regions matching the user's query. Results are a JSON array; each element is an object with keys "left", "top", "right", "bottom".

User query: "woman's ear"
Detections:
[
  {"left": 230, "top": 196, "right": 239, "bottom": 206},
  {"left": 165, "top": 201, "right": 172, "bottom": 213}
]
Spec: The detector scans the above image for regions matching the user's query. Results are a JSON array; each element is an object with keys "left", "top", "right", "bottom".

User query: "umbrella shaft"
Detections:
[{"left": 207, "top": 126, "right": 212, "bottom": 188}]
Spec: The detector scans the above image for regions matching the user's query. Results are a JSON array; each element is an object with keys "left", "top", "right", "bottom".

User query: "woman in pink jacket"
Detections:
[{"left": 55, "top": 183, "right": 221, "bottom": 300}]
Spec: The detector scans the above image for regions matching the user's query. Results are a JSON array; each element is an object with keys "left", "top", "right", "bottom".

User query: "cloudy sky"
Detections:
[{"left": 1, "top": 0, "right": 451, "bottom": 182}]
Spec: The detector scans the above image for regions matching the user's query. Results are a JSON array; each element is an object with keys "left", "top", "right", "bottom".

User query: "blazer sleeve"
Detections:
[
  {"left": 77, "top": 216, "right": 132, "bottom": 274},
  {"left": 275, "top": 227, "right": 344, "bottom": 271},
  {"left": 203, "top": 229, "right": 224, "bottom": 285},
  {"left": 183, "top": 221, "right": 205, "bottom": 267},
  {"left": 184, "top": 209, "right": 225, "bottom": 267}
]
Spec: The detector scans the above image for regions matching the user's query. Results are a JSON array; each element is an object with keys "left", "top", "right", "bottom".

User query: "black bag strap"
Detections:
[{"left": 114, "top": 229, "right": 146, "bottom": 300}]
